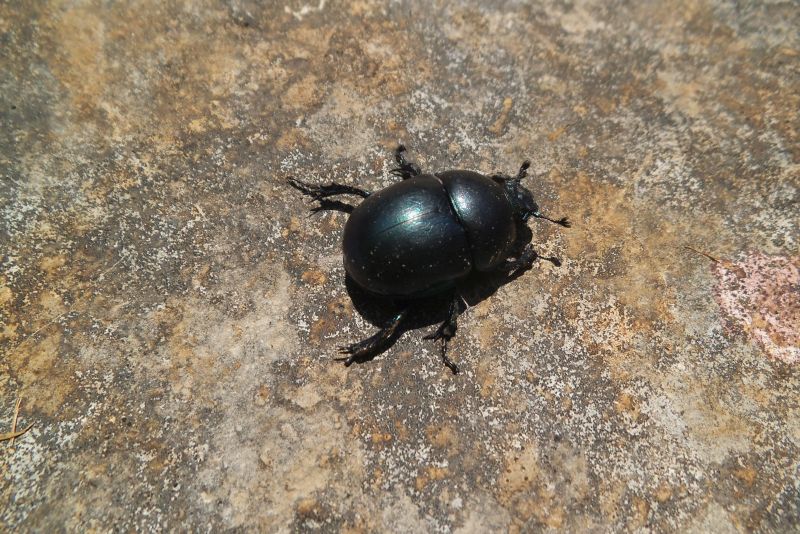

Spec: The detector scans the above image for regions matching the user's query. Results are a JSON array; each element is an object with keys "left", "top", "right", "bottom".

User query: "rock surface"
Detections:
[{"left": 1, "top": 1, "right": 798, "bottom": 531}]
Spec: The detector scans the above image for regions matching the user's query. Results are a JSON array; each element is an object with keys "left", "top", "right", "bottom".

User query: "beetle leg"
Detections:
[
  {"left": 531, "top": 211, "right": 571, "bottom": 227},
  {"left": 516, "top": 160, "right": 531, "bottom": 181},
  {"left": 390, "top": 144, "right": 422, "bottom": 180},
  {"left": 424, "top": 297, "right": 459, "bottom": 342},
  {"left": 287, "top": 178, "right": 371, "bottom": 200},
  {"left": 505, "top": 244, "right": 561, "bottom": 276},
  {"left": 336, "top": 309, "right": 408, "bottom": 366},
  {"left": 423, "top": 296, "right": 461, "bottom": 374},
  {"left": 489, "top": 160, "right": 529, "bottom": 185},
  {"left": 437, "top": 338, "right": 459, "bottom": 374}
]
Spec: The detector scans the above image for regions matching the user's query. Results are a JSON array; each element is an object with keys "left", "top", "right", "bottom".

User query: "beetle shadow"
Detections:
[
  {"left": 342, "top": 222, "right": 538, "bottom": 364},
  {"left": 309, "top": 199, "right": 355, "bottom": 215}
]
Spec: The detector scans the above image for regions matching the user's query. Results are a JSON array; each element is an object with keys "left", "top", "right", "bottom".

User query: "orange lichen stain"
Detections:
[
  {"left": 48, "top": 8, "right": 109, "bottom": 113},
  {"left": 276, "top": 128, "right": 311, "bottom": 150},
  {"left": 497, "top": 446, "right": 540, "bottom": 515},
  {"left": 627, "top": 496, "right": 650, "bottom": 530},
  {"left": 415, "top": 466, "right": 449, "bottom": 490},
  {"left": 597, "top": 480, "right": 627, "bottom": 523},
  {"left": 295, "top": 497, "right": 319, "bottom": 518},
  {"left": 370, "top": 432, "right": 392, "bottom": 445},
  {"left": 542, "top": 507, "right": 566, "bottom": 529},
  {"left": 655, "top": 483, "right": 673, "bottom": 503},
  {"left": 547, "top": 124, "right": 568, "bottom": 142},
  {"left": 282, "top": 216, "right": 303, "bottom": 238},
  {"left": 476, "top": 360, "right": 498, "bottom": 399},
  {"left": 572, "top": 103, "right": 588, "bottom": 116},
  {"left": 191, "top": 263, "right": 212, "bottom": 289},
  {"left": 471, "top": 298, "right": 492, "bottom": 318},
  {"left": 39, "top": 254, "right": 67, "bottom": 274},
  {"left": 614, "top": 391, "right": 640, "bottom": 418},
  {"left": 254, "top": 384, "right": 271, "bottom": 406},
  {"left": 370, "top": 467, "right": 384, "bottom": 488},
  {"left": 1, "top": 322, "right": 18, "bottom": 341},
  {"left": 187, "top": 117, "right": 208, "bottom": 133},
  {"left": 0, "top": 284, "right": 12, "bottom": 308},
  {"left": 713, "top": 253, "right": 799, "bottom": 364},
  {"left": 11, "top": 331, "right": 75, "bottom": 416},
  {"left": 310, "top": 318, "right": 335, "bottom": 344},
  {"left": 348, "top": 1, "right": 375, "bottom": 16},
  {"left": 393, "top": 420, "right": 409, "bottom": 441},
  {"left": 426, "top": 424, "right": 458, "bottom": 450},
  {"left": 473, "top": 315, "right": 500, "bottom": 351},
  {"left": 283, "top": 74, "right": 322, "bottom": 110},
  {"left": 488, "top": 97, "right": 513, "bottom": 135},
  {"left": 301, "top": 269, "right": 327, "bottom": 286},
  {"left": 733, "top": 465, "right": 757, "bottom": 486},
  {"left": 38, "top": 290, "right": 67, "bottom": 317},
  {"left": 559, "top": 170, "right": 679, "bottom": 325},
  {"left": 285, "top": 26, "right": 336, "bottom": 60}
]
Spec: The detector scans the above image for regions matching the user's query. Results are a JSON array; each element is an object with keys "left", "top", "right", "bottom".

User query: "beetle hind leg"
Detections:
[
  {"left": 288, "top": 178, "right": 371, "bottom": 200},
  {"left": 336, "top": 310, "right": 408, "bottom": 366},
  {"left": 423, "top": 296, "right": 462, "bottom": 374},
  {"left": 390, "top": 144, "right": 422, "bottom": 180}
]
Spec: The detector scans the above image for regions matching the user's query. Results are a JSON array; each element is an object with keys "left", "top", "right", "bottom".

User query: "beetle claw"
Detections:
[{"left": 335, "top": 348, "right": 360, "bottom": 366}]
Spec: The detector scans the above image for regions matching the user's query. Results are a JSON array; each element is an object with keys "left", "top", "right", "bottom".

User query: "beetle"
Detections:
[{"left": 288, "top": 145, "right": 569, "bottom": 374}]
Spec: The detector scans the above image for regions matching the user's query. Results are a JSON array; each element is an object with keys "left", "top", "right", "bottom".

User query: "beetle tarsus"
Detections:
[
  {"left": 391, "top": 144, "right": 422, "bottom": 179},
  {"left": 335, "top": 310, "right": 407, "bottom": 365},
  {"left": 506, "top": 244, "right": 562, "bottom": 275},
  {"left": 440, "top": 339, "right": 459, "bottom": 374},
  {"left": 533, "top": 212, "right": 571, "bottom": 227},
  {"left": 423, "top": 296, "right": 461, "bottom": 374}
]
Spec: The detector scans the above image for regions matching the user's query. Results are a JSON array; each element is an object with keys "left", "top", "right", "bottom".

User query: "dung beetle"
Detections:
[{"left": 289, "top": 145, "right": 569, "bottom": 374}]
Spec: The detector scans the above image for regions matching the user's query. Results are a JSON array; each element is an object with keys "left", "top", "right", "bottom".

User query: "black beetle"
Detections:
[{"left": 289, "top": 145, "right": 569, "bottom": 374}]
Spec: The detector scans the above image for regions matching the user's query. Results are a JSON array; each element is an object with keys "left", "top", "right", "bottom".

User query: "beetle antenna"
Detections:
[{"left": 532, "top": 212, "right": 571, "bottom": 227}]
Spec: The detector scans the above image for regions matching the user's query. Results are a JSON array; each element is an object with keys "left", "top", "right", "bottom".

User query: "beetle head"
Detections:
[
  {"left": 508, "top": 180, "right": 539, "bottom": 222},
  {"left": 496, "top": 162, "right": 539, "bottom": 222},
  {"left": 500, "top": 169, "right": 571, "bottom": 228}
]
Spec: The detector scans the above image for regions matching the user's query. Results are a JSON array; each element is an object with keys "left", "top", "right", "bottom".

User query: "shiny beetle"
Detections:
[{"left": 289, "top": 145, "right": 569, "bottom": 374}]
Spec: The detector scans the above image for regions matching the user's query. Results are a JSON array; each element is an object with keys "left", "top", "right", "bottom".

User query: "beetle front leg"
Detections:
[
  {"left": 336, "top": 309, "right": 408, "bottom": 366},
  {"left": 390, "top": 144, "right": 422, "bottom": 180},
  {"left": 423, "top": 296, "right": 462, "bottom": 374},
  {"left": 505, "top": 244, "right": 561, "bottom": 276},
  {"left": 531, "top": 211, "right": 571, "bottom": 227}
]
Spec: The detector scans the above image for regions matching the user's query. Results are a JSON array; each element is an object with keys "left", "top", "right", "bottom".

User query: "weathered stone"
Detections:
[{"left": 1, "top": 1, "right": 798, "bottom": 531}]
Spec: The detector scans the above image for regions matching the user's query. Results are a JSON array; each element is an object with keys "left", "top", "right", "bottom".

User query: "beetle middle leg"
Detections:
[
  {"left": 423, "top": 295, "right": 462, "bottom": 374},
  {"left": 390, "top": 144, "right": 422, "bottom": 180},
  {"left": 336, "top": 309, "right": 408, "bottom": 366}
]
